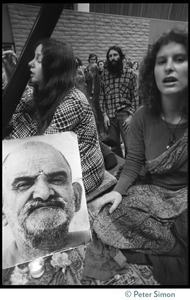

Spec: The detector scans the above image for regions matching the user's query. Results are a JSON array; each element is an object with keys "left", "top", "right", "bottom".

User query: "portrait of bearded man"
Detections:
[{"left": 2, "top": 134, "right": 91, "bottom": 269}]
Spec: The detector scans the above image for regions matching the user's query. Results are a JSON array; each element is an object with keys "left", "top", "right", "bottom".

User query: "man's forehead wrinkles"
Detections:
[
  {"left": 12, "top": 170, "right": 69, "bottom": 181},
  {"left": 6, "top": 160, "right": 70, "bottom": 180},
  {"left": 12, "top": 168, "right": 69, "bottom": 177},
  {"left": 3, "top": 144, "right": 71, "bottom": 179},
  {"left": 9, "top": 154, "right": 64, "bottom": 167}
]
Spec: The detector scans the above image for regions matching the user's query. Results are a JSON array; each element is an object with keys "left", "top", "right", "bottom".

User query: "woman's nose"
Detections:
[
  {"left": 165, "top": 59, "right": 174, "bottom": 72},
  {"left": 33, "top": 177, "right": 54, "bottom": 201},
  {"left": 28, "top": 59, "right": 34, "bottom": 68}
]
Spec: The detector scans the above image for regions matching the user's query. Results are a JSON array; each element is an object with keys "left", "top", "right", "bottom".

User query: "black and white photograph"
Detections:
[
  {"left": 2, "top": 2, "right": 188, "bottom": 293},
  {"left": 2, "top": 132, "right": 91, "bottom": 269}
]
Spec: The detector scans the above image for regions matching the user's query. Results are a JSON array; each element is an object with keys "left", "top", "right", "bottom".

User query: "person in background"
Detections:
[
  {"left": 2, "top": 49, "right": 17, "bottom": 90},
  {"left": 87, "top": 53, "right": 98, "bottom": 66},
  {"left": 75, "top": 56, "right": 87, "bottom": 78},
  {"left": 99, "top": 45, "right": 139, "bottom": 158},
  {"left": 75, "top": 56, "right": 83, "bottom": 69},
  {"left": 132, "top": 60, "right": 139, "bottom": 71},
  {"left": 5, "top": 39, "right": 105, "bottom": 196},
  {"left": 125, "top": 57, "right": 133, "bottom": 69},
  {"left": 132, "top": 60, "right": 140, "bottom": 101},
  {"left": 74, "top": 56, "right": 87, "bottom": 97},
  {"left": 97, "top": 60, "right": 104, "bottom": 75},
  {"left": 3, "top": 141, "right": 90, "bottom": 268},
  {"left": 85, "top": 53, "right": 98, "bottom": 78},
  {"left": 93, "top": 28, "right": 188, "bottom": 285},
  {"left": 86, "top": 62, "right": 104, "bottom": 136}
]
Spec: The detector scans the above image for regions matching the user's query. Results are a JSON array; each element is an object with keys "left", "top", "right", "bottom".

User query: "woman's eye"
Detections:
[
  {"left": 156, "top": 59, "right": 165, "bottom": 65},
  {"left": 175, "top": 55, "right": 186, "bottom": 63},
  {"left": 37, "top": 59, "right": 42, "bottom": 63},
  {"left": 35, "top": 54, "right": 42, "bottom": 63}
]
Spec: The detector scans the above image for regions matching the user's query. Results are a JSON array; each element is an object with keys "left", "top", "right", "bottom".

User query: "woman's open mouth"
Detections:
[{"left": 163, "top": 76, "right": 177, "bottom": 83}]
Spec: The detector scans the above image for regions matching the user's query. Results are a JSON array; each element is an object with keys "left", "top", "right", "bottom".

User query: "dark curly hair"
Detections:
[
  {"left": 106, "top": 46, "right": 125, "bottom": 62},
  {"left": 32, "top": 38, "right": 76, "bottom": 133},
  {"left": 88, "top": 53, "right": 98, "bottom": 63},
  {"left": 139, "top": 28, "right": 188, "bottom": 117}
]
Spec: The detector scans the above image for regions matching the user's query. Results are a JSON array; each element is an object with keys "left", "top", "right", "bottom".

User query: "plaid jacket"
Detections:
[
  {"left": 7, "top": 86, "right": 104, "bottom": 194},
  {"left": 99, "top": 66, "right": 139, "bottom": 118}
]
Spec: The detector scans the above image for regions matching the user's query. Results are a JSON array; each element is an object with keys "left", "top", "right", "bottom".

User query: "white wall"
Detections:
[{"left": 75, "top": 3, "right": 89, "bottom": 12}]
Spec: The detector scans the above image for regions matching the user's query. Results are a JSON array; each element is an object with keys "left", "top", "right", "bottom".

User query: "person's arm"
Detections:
[
  {"left": 99, "top": 74, "right": 110, "bottom": 131},
  {"left": 115, "top": 107, "right": 145, "bottom": 192},
  {"left": 97, "top": 106, "right": 145, "bottom": 213},
  {"left": 129, "top": 70, "right": 139, "bottom": 114},
  {"left": 99, "top": 76, "right": 107, "bottom": 116},
  {"left": 6, "top": 85, "right": 36, "bottom": 138},
  {"left": 122, "top": 70, "right": 139, "bottom": 131},
  {"left": 11, "top": 85, "right": 34, "bottom": 117}
]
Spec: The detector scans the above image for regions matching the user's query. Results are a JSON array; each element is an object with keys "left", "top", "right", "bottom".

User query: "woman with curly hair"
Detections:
[
  {"left": 5, "top": 39, "right": 105, "bottom": 195},
  {"left": 92, "top": 28, "right": 188, "bottom": 285}
]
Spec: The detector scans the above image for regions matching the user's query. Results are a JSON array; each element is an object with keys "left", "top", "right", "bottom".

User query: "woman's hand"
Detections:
[{"left": 99, "top": 190, "right": 122, "bottom": 214}]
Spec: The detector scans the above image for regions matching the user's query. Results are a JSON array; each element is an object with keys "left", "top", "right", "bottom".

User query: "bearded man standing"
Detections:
[{"left": 99, "top": 46, "right": 139, "bottom": 158}]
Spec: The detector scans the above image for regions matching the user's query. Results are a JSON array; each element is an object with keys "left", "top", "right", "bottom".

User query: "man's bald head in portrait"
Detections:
[{"left": 3, "top": 141, "right": 83, "bottom": 260}]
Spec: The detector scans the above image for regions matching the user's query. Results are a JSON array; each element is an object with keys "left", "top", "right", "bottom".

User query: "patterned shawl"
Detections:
[
  {"left": 145, "top": 129, "right": 188, "bottom": 175},
  {"left": 93, "top": 129, "right": 188, "bottom": 255}
]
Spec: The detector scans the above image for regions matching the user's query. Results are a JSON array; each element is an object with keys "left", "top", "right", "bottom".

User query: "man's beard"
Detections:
[
  {"left": 107, "top": 58, "right": 123, "bottom": 75},
  {"left": 19, "top": 199, "right": 75, "bottom": 251}
]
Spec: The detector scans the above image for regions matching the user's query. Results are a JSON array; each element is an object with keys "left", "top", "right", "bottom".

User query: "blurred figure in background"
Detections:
[
  {"left": 87, "top": 53, "right": 98, "bottom": 66},
  {"left": 74, "top": 56, "right": 87, "bottom": 97},
  {"left": 97, "top": 60, "right": 104, "bottom": 75},
  {"left": 125, "top": 57, "right": 133, "bottom": 69},
  {"left": 86, "top": 62, "right": 104, "bottom": 135},
  {"left": 85, "top": 53, "right": 98, "bottom": 78},
  {"left": 2, "top": 49, "right": 17, "bottom": 90}
]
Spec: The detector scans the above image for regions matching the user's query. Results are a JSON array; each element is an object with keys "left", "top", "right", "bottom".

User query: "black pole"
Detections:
[{"left": 2, "top": 3, "right": 67, "bottom": 139}]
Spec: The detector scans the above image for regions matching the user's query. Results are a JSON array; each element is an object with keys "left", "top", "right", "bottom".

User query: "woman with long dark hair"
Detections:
[{"left": 6, "top": 38, "right": 105, "bottom": 195}]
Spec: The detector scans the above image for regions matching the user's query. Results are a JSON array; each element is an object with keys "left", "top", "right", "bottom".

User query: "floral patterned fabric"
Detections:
[
  {"left": 2, "top": 245, "right": 159, "bottom": 286},
  {"left": 93, "top": 130, "right": 188, "bottom": 254},
  {"left": 93, "top": 185, "right": 187, "bottom": 254}
]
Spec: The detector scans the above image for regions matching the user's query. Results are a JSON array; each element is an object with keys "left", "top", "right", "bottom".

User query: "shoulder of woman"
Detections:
[
  {"left": 58, "top": 87, "right": 88, "bottom": 108},
  {"left": 72, "top": 86, "right": 88, "bottom": 100},
  {"left": 132, "top": 105, "right": 151, "bottom": 123},
  {"left": 133, "top": 105, "right": 146, "bottom": 116}
]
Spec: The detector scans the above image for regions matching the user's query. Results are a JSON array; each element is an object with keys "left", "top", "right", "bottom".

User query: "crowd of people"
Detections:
[{"left": 2, "top": 27, "right": 188, "bottom": 285}]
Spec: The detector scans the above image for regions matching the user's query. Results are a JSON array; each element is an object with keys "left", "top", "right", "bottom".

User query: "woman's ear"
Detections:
[{"left": 72, "top": 182, "right": 83, "bottom": 212}]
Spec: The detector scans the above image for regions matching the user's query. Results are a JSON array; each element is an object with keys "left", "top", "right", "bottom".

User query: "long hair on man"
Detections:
[{"left": 106, "top": 46, "right": 125, "bottom": 75}]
